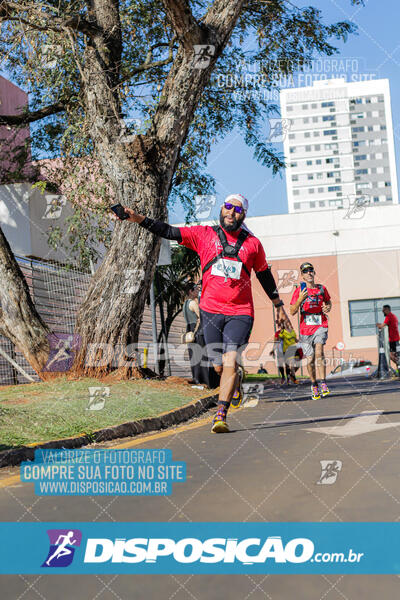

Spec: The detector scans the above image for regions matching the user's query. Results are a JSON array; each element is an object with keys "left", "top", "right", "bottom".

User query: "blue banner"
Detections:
[{"left": 0, "top": 522, "right": 399, "bottom": 574}]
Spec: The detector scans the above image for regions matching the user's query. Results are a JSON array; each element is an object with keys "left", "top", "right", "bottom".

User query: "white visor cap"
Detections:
[{"left": 224, "top": 194, "right": 249, "bottom": 213}]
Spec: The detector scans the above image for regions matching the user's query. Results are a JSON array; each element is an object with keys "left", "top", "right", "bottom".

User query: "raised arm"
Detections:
[{"left": 122, "top": 207, "right": 182, "bottom": 242}]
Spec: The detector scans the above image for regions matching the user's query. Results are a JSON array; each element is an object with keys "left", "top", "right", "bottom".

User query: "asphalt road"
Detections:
[{"left": 1, "top": 375, "right": 400, "bottom": 599}]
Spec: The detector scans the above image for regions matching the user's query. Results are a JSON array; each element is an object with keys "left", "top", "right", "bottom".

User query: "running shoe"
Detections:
[
  {"left": 311, "top": 384, "right": 321, "bottom": 400},
  {"left": 211, "top": 411, "right": 229, "bottom": 433},
  {"left": 319, "top": 381, "right": 330, "bottom": 397},
  {"left": 231, "top": 365, "right": 244, "bottom": 409}
]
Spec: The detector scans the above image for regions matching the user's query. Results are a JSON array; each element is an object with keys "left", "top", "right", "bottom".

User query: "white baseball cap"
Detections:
[{"left": 224, "top": 193, "right": 249, "bottom": 213}]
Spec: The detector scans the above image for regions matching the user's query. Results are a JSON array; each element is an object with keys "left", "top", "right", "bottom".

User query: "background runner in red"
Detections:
[
  {"left": 290, "top": 285, "right": 331, "bottom": 335},
  {"left": 384, "top": 312, "right": 400, "bottom": 342}
]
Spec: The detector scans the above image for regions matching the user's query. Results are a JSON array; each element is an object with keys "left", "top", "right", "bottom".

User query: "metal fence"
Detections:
[{"left": 0, "top": 256, "right": 188, "bottom": 385}]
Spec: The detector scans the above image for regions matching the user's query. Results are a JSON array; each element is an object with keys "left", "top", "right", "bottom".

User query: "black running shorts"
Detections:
[{"left": 200, "top": 309, "right": 253, "bottom": 365}]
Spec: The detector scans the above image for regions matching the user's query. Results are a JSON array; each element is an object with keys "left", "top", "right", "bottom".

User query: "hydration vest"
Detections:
[
  {"left": 202, "top": 226, "right": 250, "bottom": 277},
  {"left": 300, "top": 284, "right": 325, "bottom": 314}
]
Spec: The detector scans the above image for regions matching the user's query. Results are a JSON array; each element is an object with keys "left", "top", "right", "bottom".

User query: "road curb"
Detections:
[{"left": 0, "top": 391, "right": 218, "bottom": 468}]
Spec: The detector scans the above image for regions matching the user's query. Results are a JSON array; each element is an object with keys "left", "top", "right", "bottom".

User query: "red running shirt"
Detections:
[
  {"left": 384, "top": 312, "right": 400, "bottom": 342},
  {"left": 179, "top": 225, "right": 269, "bottom": 317},
  {"left": 290, "top": 285, "right": 331, "bottom": 335}
]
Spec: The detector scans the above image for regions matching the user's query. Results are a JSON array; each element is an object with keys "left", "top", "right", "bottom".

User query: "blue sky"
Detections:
[{"left": 170, "top": 0, "right": 400, "bottom": 223}]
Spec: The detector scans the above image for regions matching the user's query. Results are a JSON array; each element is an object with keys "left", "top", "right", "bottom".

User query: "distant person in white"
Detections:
[{"left": 46, "top": 531, "right": 77, "bottom": 566}]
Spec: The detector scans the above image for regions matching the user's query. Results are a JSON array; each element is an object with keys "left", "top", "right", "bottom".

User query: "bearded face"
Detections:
[{"left": 219, "top": 207, "right": 245, "bottom": 232}]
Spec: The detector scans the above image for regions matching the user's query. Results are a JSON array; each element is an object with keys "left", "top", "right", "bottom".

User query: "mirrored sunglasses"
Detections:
[
  {"left": 301, "top": 268, "right": 314, "bottom": 274},
  {"left": 223, "top": 202, "right": 244, "bottom": 214}
]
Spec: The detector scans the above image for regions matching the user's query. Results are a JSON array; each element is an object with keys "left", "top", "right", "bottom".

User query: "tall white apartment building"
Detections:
[{"left": 280, "top": 78, "right": 398, "bottom": 213}]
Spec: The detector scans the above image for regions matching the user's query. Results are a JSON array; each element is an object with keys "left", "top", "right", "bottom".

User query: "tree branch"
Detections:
[
  {"left": 0, "top": 101, "right": 66, "bottom": 126},
  {"left": 1, "top": 2, "right": 101, "bottom": 37},
  {"left": 161, "top": 0, "right": 203, "bottom": 48},
  {"left": 203, "top": 0, "right": 246, "bottom": 44},
  {"left": 120, "top": 40, "right": 176, "bottom": 83}
]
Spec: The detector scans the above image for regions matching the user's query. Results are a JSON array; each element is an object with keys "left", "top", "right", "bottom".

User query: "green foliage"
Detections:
[{"left": 0, "top": 0, "right": 359, "bottom": 262}]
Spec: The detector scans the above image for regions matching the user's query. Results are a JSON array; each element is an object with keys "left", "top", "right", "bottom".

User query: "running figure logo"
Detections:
[
  {"left": 277, "top": 269, "right": 298, "bottom": 294},
  {"left": 343, "top": 194, "right": 371, "bottom": 219},
  {"left": 267, "top": 118, "right": 292, "bottom": 142},
  {"left": 43, "top": 333, "right": 80, "bottom": 372},
  {"left": 42, "top": 529, "right": 82, "bottom": 568},
  {"left": 317, "top": 460, "right": 342, "bottom": 485}
]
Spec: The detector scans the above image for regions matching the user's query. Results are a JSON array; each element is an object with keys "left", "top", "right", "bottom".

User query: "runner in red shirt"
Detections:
[
  {"left": 120, "top": 194, "right": 291, "bottom": 433},
  {"left": 290, "top": 262, "right": 332, "bottom": 400},
  {"left": 377, "top": 305, "right": 399, "bottom": 374}
]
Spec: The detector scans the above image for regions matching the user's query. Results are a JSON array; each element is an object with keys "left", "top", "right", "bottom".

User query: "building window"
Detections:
[
  {"left": 385, "top": 181, "right": 391, "bottom": 187},
  {"left": 292, "top": 175, "right": 298, "bottom": 181},
  {"left": 314, "top": 145, "right": 321, "bottom": 150},
  {"left": 349, "top": 298, "right": 400, "bottom": 337},
  {"left": 293, "top": 190, "right": 300, "bottom": 195},
  {"left": 323, "top": 115, "right": 335, "bottom": 121},
  {"left": 290, "top": 162, "right": 297, "bottom": 167},
  {"left": 352, "top": 126, "right": 364, "bottom": 132},
  {"left": 310, "top": 201, "right": 316, "bottom": 208},
  {"left": 311, "top": 103, "right": 317, "bottom": 108},
  {"left": 317, "top": 173, "right": 323, "bottom": 179},
  {"left": 355, "top": 155, "right": 367, "bottom": 160},
  {"left": 306, "top": 160, "right": 312, "bottom": 165},
  {"left": 309, "top": 188, "right": 315, "bottom": 194},
  {"left": 356, "top": 169, "right": 368, "bottom": 175},
  {"left": 328, "top": 186, "right": 341, "bottom": 192},
  {"left": 319, "top": 201, "right": 325, "bottom": 206},
  {"left": 289, "top": 134, "right": 295, "bottom": 139},
  {"left": 294, "top": 202, "right": 301, "bottom": 209},
  {"left": 318, "top": 188, "right": 324, "bottom": 193},
  {"left": 287, "top": 106, "right": 294, "bottom": 111},
  {"left": 312, "top": 117, "right": 318, "bottom": 123},
  {"left": 321, "top": 101, "right": 334, "bottom": 107},
  {"left": 313, "top": 131, "right": 320, "bottom": 137},
  {"left": 290, "top": 147, "right": 295, "bottom": 153},
  {"left": 304, "top": 132, "right": 311, "bottom": 138},
  {"left": 316, "top": 159, "right": 322, "bottom": 165},
  {"left": 324, "top": 129, "right": 337, "bottom": 136},
  {"left": 302, "top": 104, "right": 308, "bottom": 109},
  {"left": 303, "top": 117, "right": 309, "bottom": 124},
  {"left": 305, "top": 145, "right": 311, "bottom": 151},
  {"left": 308, "top": 174, "right": 314, "bottom": 180}
]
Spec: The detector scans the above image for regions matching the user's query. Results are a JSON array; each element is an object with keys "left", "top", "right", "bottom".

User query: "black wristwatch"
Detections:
[{"left": 275, "top": 300, "right": 284, "bottom": 307}]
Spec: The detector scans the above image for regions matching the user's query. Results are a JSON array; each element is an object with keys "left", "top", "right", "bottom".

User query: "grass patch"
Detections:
[
  {"left": 244, "top": 373, "right": 308, "bottom": 381},
  {"left": 0, "top": 377, "right": 208, "bottom": 450},
  {"left": 244, "top": 373, "right": 279, "bottom": 381}
]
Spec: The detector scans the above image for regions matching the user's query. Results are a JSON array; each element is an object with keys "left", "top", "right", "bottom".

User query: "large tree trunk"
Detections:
[
  {"left": 0, "top": 226, "right": 51, "bottom": 377},
  {"left": 71, "top": 0, "right": 245, "bottom": 378}
]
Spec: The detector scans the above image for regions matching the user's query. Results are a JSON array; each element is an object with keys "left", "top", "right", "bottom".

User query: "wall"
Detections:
[{"left": 0, "top": 76, "right": 31, "bottom": 181}]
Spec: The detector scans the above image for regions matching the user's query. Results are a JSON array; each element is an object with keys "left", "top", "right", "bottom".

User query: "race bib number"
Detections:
[
  {"left": 211, "top": 258, "right": 243, "bottom": 280},
  {"left": 305, "top": 314, "right": 322, "bottom": 326}
]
